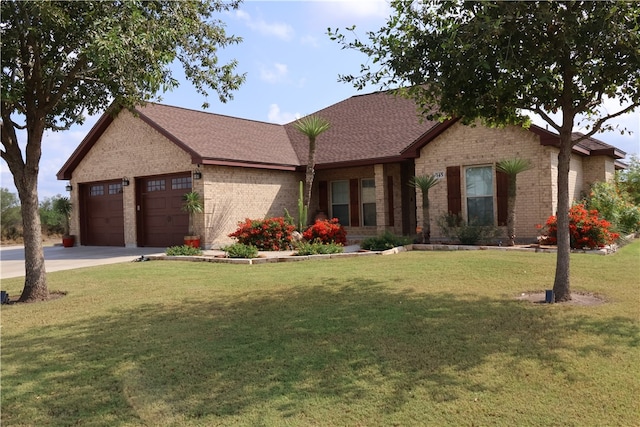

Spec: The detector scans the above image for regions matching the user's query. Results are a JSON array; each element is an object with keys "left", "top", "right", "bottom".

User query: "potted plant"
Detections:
[
  {"left": 54, "top": 196, "right": 74, "bottom": 247},
  {"left": 182, "top": 191, "right": 203, "bottom": 248}
]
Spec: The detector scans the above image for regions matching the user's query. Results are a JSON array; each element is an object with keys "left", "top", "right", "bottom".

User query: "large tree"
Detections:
[
  {"left": 1, "top": 0, "right": 245, "bottom": 302},
  {"left": 331, "top": 0, "right": 640, "bottom": 301}
]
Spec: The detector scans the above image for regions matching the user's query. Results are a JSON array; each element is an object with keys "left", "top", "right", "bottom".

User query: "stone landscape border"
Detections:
[{"left": 148, "top": 241, "right": 621, "bottom": 265}]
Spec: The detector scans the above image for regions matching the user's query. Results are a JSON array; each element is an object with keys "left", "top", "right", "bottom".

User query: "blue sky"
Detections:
[{"left": 2, "top": 0, "right": 638, "bottom": 201}]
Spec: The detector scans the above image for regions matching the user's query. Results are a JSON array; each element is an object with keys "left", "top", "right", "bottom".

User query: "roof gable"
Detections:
[{"left": 285, "top": 90, "right": 441, "bottom": 168}]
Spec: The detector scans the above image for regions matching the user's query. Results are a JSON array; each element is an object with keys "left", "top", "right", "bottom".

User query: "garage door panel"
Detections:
[
  {"left": 139, "top": 174, "right": 191, "bottom": 247},
  {"left": 83, "top": 181, "right": 125, "bottom": 246}
]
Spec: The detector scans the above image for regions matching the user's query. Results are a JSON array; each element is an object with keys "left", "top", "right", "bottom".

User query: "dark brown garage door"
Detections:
[
  {"left": 81, "top": 181, "right": 125, "bottom": 246},
  {"left": 138, "top": 174, "right": 191, "bottom": 247}
]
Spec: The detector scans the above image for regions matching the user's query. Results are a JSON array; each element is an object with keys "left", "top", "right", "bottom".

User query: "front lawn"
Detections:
[{"left": 2, "top": 242, "right": 639, "bottom": 426}]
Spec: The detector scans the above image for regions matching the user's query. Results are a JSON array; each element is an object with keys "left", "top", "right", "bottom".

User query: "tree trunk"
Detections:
[
  {"left": 1, "top": 109, "right": 49, "bottom": 302},
  {"left": 506, "top": 175, "right": 517, "bottom": 246},
  {"left": 19, "top": 176, "right": 48, "bottom": 302},
  {"left": 552, "top": 132, "right": 573, "bottom": 302},
  {"left": 303, "top": 137, "right": 316, "bottom": 225}
]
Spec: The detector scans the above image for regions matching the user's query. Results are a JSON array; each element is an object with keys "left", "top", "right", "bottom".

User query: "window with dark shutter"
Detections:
[
  {"left": 387, "top": 176, "right": 395, "bottom": 226},
  {"left": 496, "top": 170, "right": 509, "bottom": 226},
  {"left": 446, "top": 166, "right": 462, "bottom": 215},
  {"left": 318, "top": 181, "right": 328, "bottom": 213},
  {"left": 349, "top": 179, "right": 360, "bottom": 227}
]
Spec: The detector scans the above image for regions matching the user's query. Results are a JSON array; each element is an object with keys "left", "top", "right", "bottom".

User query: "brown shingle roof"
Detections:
[
  {"left": 285, "top": 90, "right": 440, "bottom": 167},
  {"left": 136, "top": 103, "right": 300, "bottom": 168},
  {"left": 57, "top": 90, "right": 626, "bottom": 180}
]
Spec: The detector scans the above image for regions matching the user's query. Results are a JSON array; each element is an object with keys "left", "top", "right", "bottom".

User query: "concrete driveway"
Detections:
[{"left": 0, "top": 245, "right": 166, "bottom": 279}]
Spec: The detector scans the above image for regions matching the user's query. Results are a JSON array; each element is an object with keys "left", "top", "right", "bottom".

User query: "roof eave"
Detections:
[
  {"left": 57, "top": 111, "right": 114, "bottom": 180},
  {"left": 400, "top": 117, "right": 460, "bottom": 158},
  {"left": 200, "top": 158, "right": 299, "bottom": 171},
  {"left": 315, "top": 155, "right": 406, "bottom": 171}
]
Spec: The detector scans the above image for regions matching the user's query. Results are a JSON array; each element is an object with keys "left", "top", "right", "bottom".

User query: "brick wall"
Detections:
[
  {"left": 416, "top": 122, "right": 561, "bottom": 243},
  {"left": 202, "top": 166, "right": 302, "bottom": 248},
  {"left": 69, "top": 110, "right": 301, "bottom": 248}
]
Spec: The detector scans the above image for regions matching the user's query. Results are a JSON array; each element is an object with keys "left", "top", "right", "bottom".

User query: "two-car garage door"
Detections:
[{"left": 80, "top": 174, "right": 191, "bottom": 247}]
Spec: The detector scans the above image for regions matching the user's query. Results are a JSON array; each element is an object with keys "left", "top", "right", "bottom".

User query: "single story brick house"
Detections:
[{"left": 57, "top": 90, "right": 626, "bottom": 248}]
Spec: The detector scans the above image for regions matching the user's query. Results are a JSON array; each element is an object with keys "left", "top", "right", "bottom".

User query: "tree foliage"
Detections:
[
  {"left": 618, "top": 155, "right": 640, "bottom": 206},
  {"left": 331, "top": 0, "right": 640, "bottom": 301},
  {"left": 1, "top": 0, "right": 244, "bottom": 302},
  {"left": 1, "top": 187, "right": 21, "bottom": 240}
]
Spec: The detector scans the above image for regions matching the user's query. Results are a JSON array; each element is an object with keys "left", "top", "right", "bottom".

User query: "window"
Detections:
[
  {"left": 108, "top": 183, "right": 122, "bottom": 195},
  {"left": 331, "top": 181, "right": 349, "bottom": 226},
  {"left": 147, "top": 179, "right": 166, "bottom": 192},
  {"left": 90, "top": 185, "right": 104, "bottom": 196},
  {"left": 465, "top": 166, "right": 494, "bottom": 225},
  {"left": 172, "top": 177, "right": 192, "bottom": 190},
  {"left": 361, "top": 179, "right": 376, "bottom": 226}
]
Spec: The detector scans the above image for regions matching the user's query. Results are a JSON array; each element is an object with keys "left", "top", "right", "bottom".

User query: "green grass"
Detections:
[{"left": 2, "top": 243, "right": 639, "bottom": 426}]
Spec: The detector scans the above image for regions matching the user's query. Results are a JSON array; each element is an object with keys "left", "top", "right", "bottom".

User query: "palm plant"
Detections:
[
  {"left": 409, "top": 174, "right": 441, "bottom": 243},
  {"left": 182, "top": 191, "right": 203, "bottom": 236},
  {"left": 293, "top": 115, "right": 331, "bottom": 225},
  {"left": 53, "top": 196, "right": 72, "bottom": 237},
  {"left": 496, "top": 158, "right": 532, "bottom": 246}
]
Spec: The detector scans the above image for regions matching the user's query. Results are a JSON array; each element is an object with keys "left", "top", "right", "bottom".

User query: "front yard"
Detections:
[{"left": 1, "top": 242, "right": 639, "bottom": 426}]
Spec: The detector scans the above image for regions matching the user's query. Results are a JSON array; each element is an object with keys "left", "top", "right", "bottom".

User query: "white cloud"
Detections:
[
  {"left": 309, "top": 0, "right": 391, "bottom": 26},
  {"left": 267, "top": 104, "right": 301, "bottom": 124},
  {"left": 259, "top": 62, "right": 289, "bottom": 84},
  {"left": 235, "top": 10, "right": 294, "bottom": 40},
  {"left": 329, "top": 0, "right": 391, "bottom": 19}
]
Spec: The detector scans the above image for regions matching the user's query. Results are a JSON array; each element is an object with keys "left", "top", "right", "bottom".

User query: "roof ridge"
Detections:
[{"left": 142, "top": 102, "right": 284, "bottom": 128}]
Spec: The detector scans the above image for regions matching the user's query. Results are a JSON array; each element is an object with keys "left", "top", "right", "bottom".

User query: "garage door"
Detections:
[
  {"left": 138, "top": 174, "right": 191, "bottom": 247},
  {"left": 82, "top": 180, "right": 125, "bottom": 246}
]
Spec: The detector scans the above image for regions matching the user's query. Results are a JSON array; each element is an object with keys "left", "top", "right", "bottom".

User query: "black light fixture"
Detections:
[
  {"left": 193, "top": 169, "right": 202, "bottom": 180},
  {"left": 122, "top": 177, "right": 130, "bottom": 186},
  {"left": 65, "top": 183, "right": 72, "bottom": 191}
]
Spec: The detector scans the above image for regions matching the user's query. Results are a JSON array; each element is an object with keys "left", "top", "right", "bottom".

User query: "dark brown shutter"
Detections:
[
  {"left": 318, "top": 181, "right": 328, "bottom": 213},
  {"left": 349, "top": 179, "right": 360, "bottom": 227},
  {"left": 496, "top": 170, "right": 509, "bottom": 226},
  {"left": 446, "top": 166, "right": 462, "bottom": 215},
  {"left": 387, "top": 175, "right": 395, "bottom": 226}
]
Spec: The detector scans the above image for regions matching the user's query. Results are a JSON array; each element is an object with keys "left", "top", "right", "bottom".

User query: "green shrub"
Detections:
[
  {"left": 165, "top": 245, "right": 203, "bottom": 256},
  {"left": 361, "top": 232, "right": 412, "bottom": 251},
  {"left": 585, "top": 181, "right": 640, "bottom": 234},
  {"left": 294, "top": 241, "right": 344, "bottom": 256},
  {"left": 436, "top": 213, "right": 502, "bottom": 245},
  {"left": 222, "top": 243, "right": 259, "bottom": 258}
]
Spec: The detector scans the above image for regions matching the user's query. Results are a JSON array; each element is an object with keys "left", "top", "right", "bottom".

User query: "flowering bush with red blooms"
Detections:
[
  {"left": 303, "top": 218, "right": 347, "bottom": 245},
  {"left": 228, "top": 217, "right": 296, "bottom": 251},
  {"left": 539, "top": 204, "right": 620, "bottom": 249}
]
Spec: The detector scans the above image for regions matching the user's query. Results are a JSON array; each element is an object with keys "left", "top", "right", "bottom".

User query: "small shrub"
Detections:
[
  {"left": 165, "top": 245, "right": 203, "bottom": 256},
  {"left": 222, "top": 243, "right": 259, "bottom": 258},
  {"left": 294, "top": 241, "right": 344, "bottom": 256},
  {"left": 361, "top": 232, "right": 412, "bottom": 251},
  {"left": 539, "top": 203, "right": 619, "bottom": 249},
  {"left": 228, "top": 217, "right": 296, "bottom": 251},
  {"left": 302, "top": 218, "right": 347, "bottom": 245},
  {"left": 436, "top": 212, "right": 502, "bottom": 245}
]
